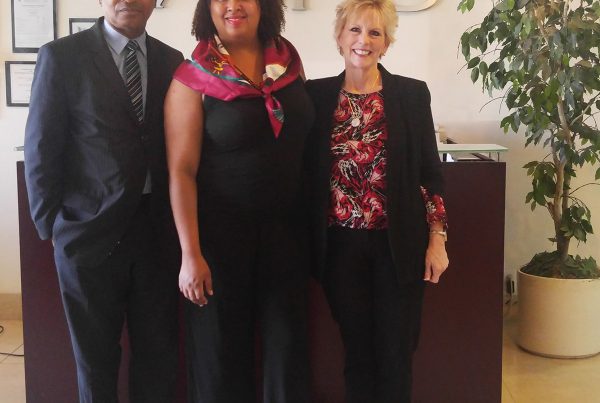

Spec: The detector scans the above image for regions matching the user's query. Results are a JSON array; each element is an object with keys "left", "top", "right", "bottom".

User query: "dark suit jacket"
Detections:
[
  {"left": 24, "top": 18, "right": 184, "bottom": 267},
  {"left": 305, "top": 65, "right": 444, "bottom": 284}
]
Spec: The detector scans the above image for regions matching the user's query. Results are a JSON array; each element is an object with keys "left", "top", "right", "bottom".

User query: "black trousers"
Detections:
[
  {"left": 186, "top": 213, "right": 309, "bottom": 403},
  {"left": 54, "top": 198, "right": 179, "bottom": 403},
  {"left": 324, "top": 227, "right": 425, "bottom": 403}
]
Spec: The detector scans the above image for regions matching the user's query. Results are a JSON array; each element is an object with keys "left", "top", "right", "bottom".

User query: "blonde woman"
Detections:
[{"left": 305, "top": 0, "right": 449, "bottom": 401}]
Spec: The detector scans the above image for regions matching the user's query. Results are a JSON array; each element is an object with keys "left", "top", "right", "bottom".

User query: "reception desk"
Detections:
[{"left": 18, "top": 158, "right": 505, "bottom": 403}]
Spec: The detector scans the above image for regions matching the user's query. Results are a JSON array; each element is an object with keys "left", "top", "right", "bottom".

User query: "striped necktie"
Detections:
[{"left": 124, "top": 40, "right": 144, "bottom": 123}]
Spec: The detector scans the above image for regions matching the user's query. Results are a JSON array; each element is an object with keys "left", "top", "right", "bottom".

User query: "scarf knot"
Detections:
[{"left": 173, "top": 36, "right": 303, "bottom": 138}]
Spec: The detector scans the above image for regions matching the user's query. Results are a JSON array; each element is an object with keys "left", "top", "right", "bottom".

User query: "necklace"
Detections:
[
  {"left": 347, "top": 93, "right": 363, "bottom": 128},
  {"left": 343, "top": 71, "right": 381, "bottom": 127},
  {"left": 344, "top": 71, "right": 381, "bottom": 94}
]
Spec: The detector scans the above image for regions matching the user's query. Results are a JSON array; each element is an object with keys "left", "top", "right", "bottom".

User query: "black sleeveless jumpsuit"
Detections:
[{"left": 185, "top": 78, "right": 315, "bottom": 403}]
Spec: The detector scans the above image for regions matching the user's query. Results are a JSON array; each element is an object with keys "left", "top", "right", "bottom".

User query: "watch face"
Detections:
[{"left": 395, "top": 0, "right": 438, "bottom": 12}]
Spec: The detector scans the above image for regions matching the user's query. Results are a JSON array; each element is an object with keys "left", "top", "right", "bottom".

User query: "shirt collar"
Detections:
[{"left": 102, "top": 19, "right": 147, "bottom": 57}]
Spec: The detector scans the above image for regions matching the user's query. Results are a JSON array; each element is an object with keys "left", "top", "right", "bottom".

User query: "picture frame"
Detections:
[
  {"left": 11, "top": 0, "right": 57, "bottom": 53},
  {"left": 5, "top": 61, "right": 36, "bottom": 107},
  {"left": 291, "top": 0, "right": 306, "bottom": 10},
  {"left": 69, "top": 18, "right": 96, "bottom": 35},
  {"left": 156, "top": 0, "right": 166, "bottom": 8}
]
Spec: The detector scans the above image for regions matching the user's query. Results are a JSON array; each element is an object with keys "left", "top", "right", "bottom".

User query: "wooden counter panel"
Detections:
[{"left": 18, "top": 160, "right": 504, "bottom": 403}]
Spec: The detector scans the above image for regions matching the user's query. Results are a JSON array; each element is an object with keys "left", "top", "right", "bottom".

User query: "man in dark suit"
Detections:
[{"left": 24, "top": 1, "right": 183, "bottom": 401}]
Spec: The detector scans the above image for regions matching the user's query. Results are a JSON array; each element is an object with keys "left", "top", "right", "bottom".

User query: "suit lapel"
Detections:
[
  {"left": 319, "top": 74, "right": 345, "bottom": 158},
  {"left": 380, "top": 65, "right": 407, "bottom": 159},
  {"left": 87, "top": 18, "right": 141, "bottom": 125},
  {"left": 144, "top": 35, "right": 160, "bottom": 125},
  {"left": 317, "top": 74, "right": 345, "bottom": 198},
  {"left": 380, "top": 65, "right": 409, "bottom": 222}
]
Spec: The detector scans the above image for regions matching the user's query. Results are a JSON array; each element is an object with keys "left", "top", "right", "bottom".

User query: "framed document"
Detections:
[
  {"left": 395, "top": 0, "right": 438, "bottom": 12},
  {"left": 11, "top": 0, "right": 57, "bottom": 53},
  {"left": 69, "top": 18, "right": 96, "bottom": 35},
  {"left": 5, "top": 61, "right": 36, "bottom": 107}
]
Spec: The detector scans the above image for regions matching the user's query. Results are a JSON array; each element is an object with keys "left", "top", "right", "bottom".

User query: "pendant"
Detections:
[{"left": 351, "top": 117, "right": 360, "bottom": 127}]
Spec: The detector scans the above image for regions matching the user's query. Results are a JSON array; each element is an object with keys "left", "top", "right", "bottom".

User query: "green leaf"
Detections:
[
  {"left": 471, "top": 67, "right": 480, "bottom": 83},
  {"left": 458, "top": 0, "right": 476, "bottom": 12},
  {"left": 511, "top": 112, "right": 520, "bottom": 132},
  {"left": 533, "top": 184, "right": 546, "bottom": 205},
  {"left": 469, "top": 28, "right": 481, "bottom": 49},
  {"left": 506, "top": 91, "right": 517, "bottom": 108},
  {"left": 462, "top": 43, "right": 470, "bottom": 58},
  {"left": 576, "top": 60, "right": 593, "bottom": 68},
  {"left": 501, "top": 115, "right": 513, "bottom": 132},
  {"left": 479, "top": 61, "right": 488, "bottom": 77},
  {"left": 522, "top": 15, "right": 532, "bottom": 36},
  {"left": 496, "top": 0, "right": 513, "bottom": 11},
  {"left": 574, "top": 227, "right": 586, "bottom": 242},
  {"left": 468, "top": 57, "right": 481, "bottom": 69},
  {"left": 595, "top": 167, "right": 600, "bottom": 180}
]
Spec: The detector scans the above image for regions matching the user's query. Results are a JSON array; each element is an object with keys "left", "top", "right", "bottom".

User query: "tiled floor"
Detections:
[
  {"left": 501, "top": 305, "right": 600, "bottom": 403},
  {"left": 0, "top": 320, "right": 26, "bottom": 403},
  {"left": 1, "top": 309, "right": 600, "bottom": 403}
]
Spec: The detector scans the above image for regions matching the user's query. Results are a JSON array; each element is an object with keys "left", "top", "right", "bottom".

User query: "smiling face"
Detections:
[
  {"left": 210, "top": 0, "right": 261, "bottom": 47},
  {"left": 100, "top": 0, "right": 155, "bottom": 38},
  {"left": 337, "top": 7, "right": 388, "bottom": 72}
]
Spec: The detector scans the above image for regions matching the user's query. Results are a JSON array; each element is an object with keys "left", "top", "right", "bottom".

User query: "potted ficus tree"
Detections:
[{"left": 458, "top": 0, "right": 600, "bottom": 357}]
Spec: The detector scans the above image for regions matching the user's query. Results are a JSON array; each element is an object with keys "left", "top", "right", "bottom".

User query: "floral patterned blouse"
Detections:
[{"left": 328, "top": 89, "right": 447, "bottom": 230}]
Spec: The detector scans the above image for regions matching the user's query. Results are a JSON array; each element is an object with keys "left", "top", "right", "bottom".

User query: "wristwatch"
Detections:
[{"left": 429, "top": 230, "right": 447, "bottom": 242}]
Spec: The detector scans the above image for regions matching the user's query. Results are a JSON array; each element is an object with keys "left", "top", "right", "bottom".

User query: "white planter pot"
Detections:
[{"left": 517, "top": 269, "right": 600, "bottom": 358}]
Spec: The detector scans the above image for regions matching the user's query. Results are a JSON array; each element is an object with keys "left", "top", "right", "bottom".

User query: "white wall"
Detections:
[{"left": 1, "top": 0, "right": 598, "bottom": 294}]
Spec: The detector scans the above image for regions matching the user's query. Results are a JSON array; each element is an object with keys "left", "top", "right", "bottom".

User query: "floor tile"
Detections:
[
  {"left": 502, "top": 304, "right": 600, "bottom": 403},
  {"left": 0, "top": 320, "right": 24, "bottom": 364},
  {"left": 3, "top": 313, "right": 600, "bottom": 402},
  {"left": 0, "top": 362, "right": 26, "bottom": 403},
  {"left": 3, "top": 344, "right": 24, "bottom": 364},
  {"left": 501, "top": 381, "right": 515, "bottom": 403}
]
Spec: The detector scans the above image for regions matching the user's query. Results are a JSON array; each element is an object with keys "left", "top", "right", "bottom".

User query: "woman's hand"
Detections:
[
  {"left": 179, "top": 253, "right": 213, "bottom": 306},
  {"left": 424, "top": 235, "right": 449, "bottom": 284}
]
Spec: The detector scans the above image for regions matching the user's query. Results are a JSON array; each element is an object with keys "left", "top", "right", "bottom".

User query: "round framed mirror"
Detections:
[{"left": 395, "top": 0, "right": 438, "bottom": 12}]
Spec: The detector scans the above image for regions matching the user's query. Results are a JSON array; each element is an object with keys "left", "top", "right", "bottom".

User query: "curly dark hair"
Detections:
[{"left": 192, "top": 0, "right": 286, "bottom": 44}]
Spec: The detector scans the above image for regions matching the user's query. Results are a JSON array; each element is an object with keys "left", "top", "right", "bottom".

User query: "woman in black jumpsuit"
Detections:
[{"left": 164, "top": 1, "right": 313, "bottom": 402}]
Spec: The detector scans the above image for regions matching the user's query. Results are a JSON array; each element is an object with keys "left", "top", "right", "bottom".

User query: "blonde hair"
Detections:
[{"left": 334, "top": 0, "right": 398, "bottom": 48}]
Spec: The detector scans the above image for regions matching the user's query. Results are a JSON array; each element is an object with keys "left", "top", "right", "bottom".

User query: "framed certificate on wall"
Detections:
[
  {"left": 5, "top": 61, "right": 36, "bottom": 106},
  {"left": 69, "top": 18, "right": 96, "bottom": 35},
  {"left": 11, "top": 0, "right": 57, "bottom": 53}
]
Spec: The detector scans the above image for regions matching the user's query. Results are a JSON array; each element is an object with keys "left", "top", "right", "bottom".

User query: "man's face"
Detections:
[{"left": 100, "top": 0, "right": 156, "bottom": 38}]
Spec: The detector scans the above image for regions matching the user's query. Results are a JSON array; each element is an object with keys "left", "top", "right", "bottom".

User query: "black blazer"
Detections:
[
  {"left": 305, "top": 65, "right": 443, "bottom": 283},
  {"left": 24, "top": 18, "right": 184, "bottom": 266}
]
